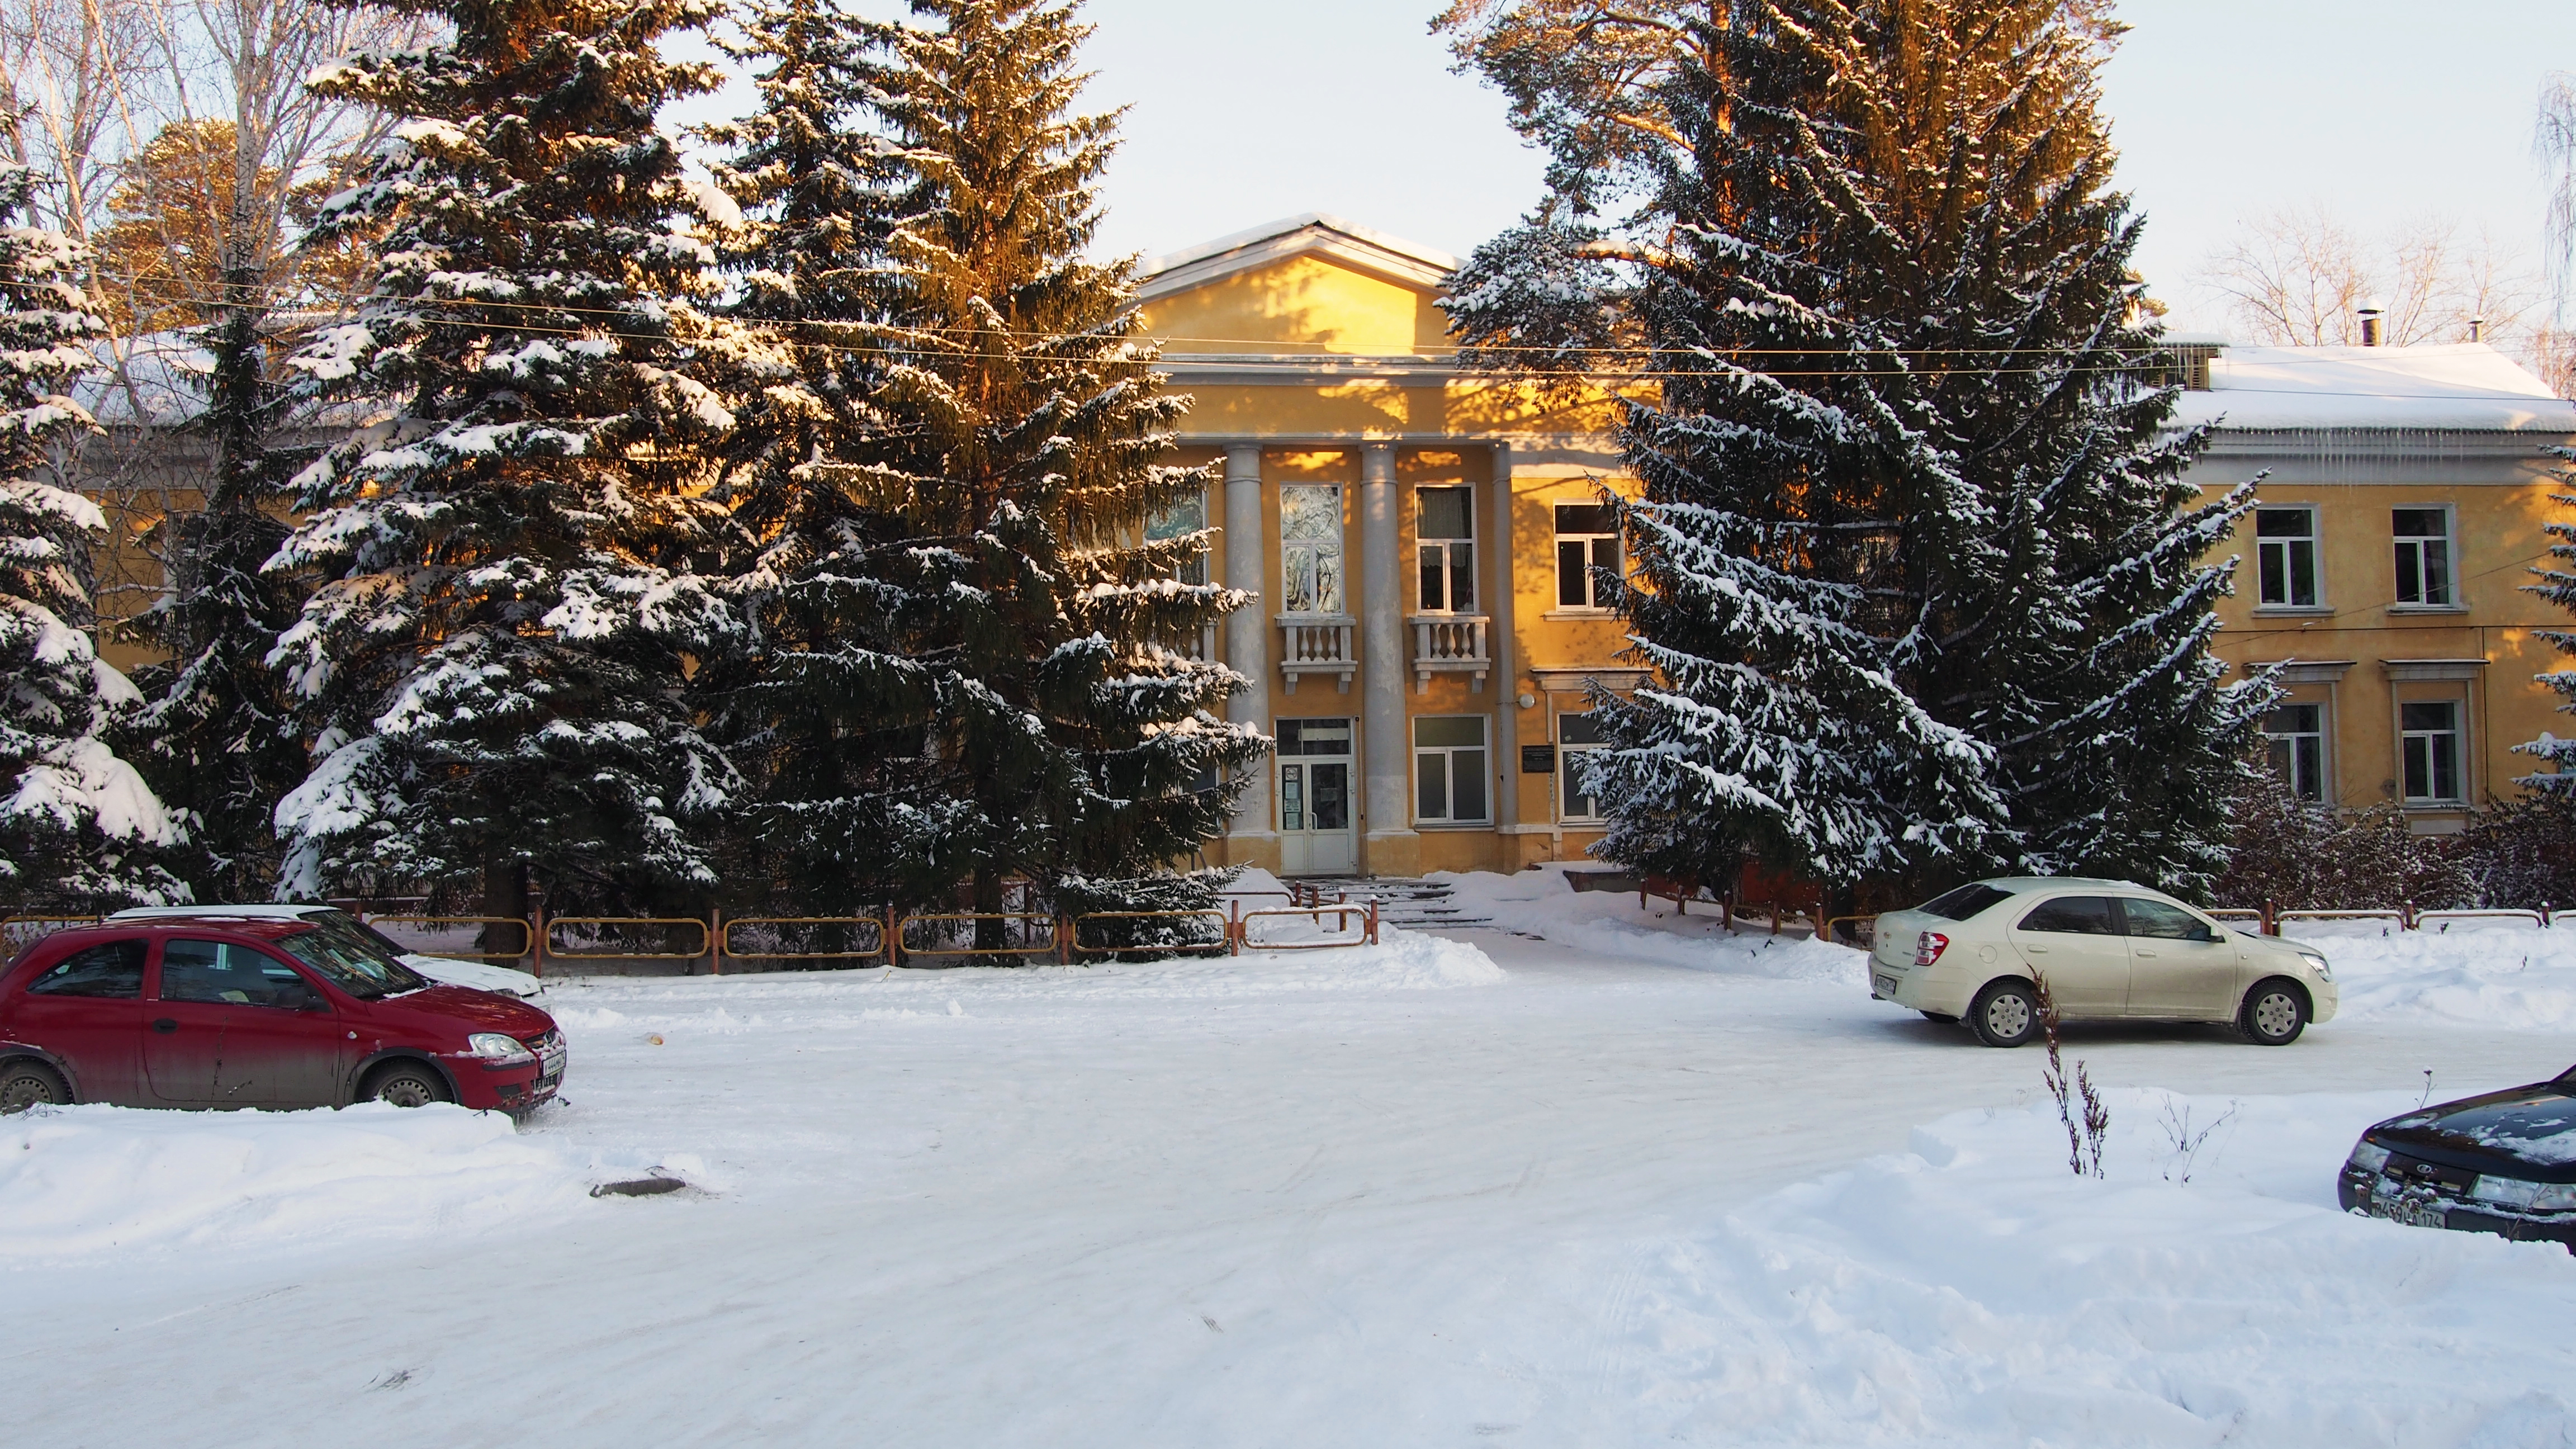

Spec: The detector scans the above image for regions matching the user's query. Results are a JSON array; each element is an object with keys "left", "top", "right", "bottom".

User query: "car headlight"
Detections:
[
  {"left": 2347, "top": 1140, "right": 2390, "bottom": 1175},
  {"left": 2471, "top": 1175, "right": 2540, "bottom": 1210},
  {"left": 467, "top": 1032, "right": 536, "bottom": 1065},
  {"left": 2299, "top": 951, "right": 2332, "bottom": 983}
]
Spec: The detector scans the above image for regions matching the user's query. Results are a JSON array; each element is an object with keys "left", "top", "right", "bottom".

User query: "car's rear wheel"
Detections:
[
  {"left": 2239, "top": 978, "right": 2309, "bottom": 1046},
  {"left": 0, "top": 1059, "right": 70, "bottom": 1114},
  {"left": 1920, "top": 1011, "right": 1958, "bottom": 1024},
  {"left": 363, "top": 1061, "right": 452, "bottom": 1108},
  {"left": 1968, "top": 980, "right": 2040, "bottom": 1048}
]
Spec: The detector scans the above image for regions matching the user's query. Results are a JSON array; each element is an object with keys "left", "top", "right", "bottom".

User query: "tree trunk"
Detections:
[
  {"left": 481, "top": 851, "right": 530, "bottom": 963},
  {"left": 972, "top": 864, "right": 1004, "bottom": 952}
]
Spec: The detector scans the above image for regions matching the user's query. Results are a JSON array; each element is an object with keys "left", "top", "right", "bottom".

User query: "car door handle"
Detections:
[
  {"left": 2024, "top": 945, "right": 2051, "bottom": 954},
  {"left": 2135, "top": 949, "right": 2159, "bottom": 958},
  {"left": 153, "top": 1018, "right": 177, "bottom": 1033}
]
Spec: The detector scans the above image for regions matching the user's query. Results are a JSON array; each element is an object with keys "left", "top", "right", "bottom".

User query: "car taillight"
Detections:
[{"left": 1914, "top": 931, "right": 1949, "bottom": 967}]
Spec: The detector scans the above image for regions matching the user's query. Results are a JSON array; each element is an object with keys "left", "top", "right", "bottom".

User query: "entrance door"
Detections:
[{"left": 1277, "top": 718, "right": 1356, "bottom": 874}]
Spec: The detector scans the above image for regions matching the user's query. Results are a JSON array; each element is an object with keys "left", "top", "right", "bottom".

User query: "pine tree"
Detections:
[
  {"left": 735, "top": 0, "right": 1262, "bottom": 930},
  {"left": 1451, "top": 0, "right": 2264, "bottom": 898},
  {"left": 0, "top": 161, "right": 188, "bottom": 908},
  {"left": 2518, "top": 448, "right": 2576, "bottom": 790},
  {"left": 269, "top": 0, "right": 749, "bottom": 922}
]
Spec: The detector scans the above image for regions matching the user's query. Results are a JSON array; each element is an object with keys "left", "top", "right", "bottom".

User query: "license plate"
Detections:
[
  {"left": 2362, "top": 1186, "right": 2450, "bottom": 1229},
  {"left": 1874, "top": 974, "right": 1900, "bottom": 996}
]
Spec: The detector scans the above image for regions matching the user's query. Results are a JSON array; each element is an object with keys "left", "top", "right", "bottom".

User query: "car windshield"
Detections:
[
  {"left": 275, "top": 923, "right": 427, "bottom": 1000},
  {"left": 302, "top": 907, "right": 420, "bottom": 962},
  {"left": 1917, "top": 883, "right": 2011, "bottom": 922}
]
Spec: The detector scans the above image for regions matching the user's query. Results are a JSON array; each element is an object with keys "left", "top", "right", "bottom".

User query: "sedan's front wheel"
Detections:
[
  {"left": 363, "top": 1062, "right": 453, "bottom": 1108},
  {"left": 1968, "top": 980, "right": 2041, "bottom": 1048},
  {"left": 0, "top": 1059, "right": 70, "bottom": 1114},
  {"left": 2238, "top": 979, "right": 2309, "bottom": 1046}
]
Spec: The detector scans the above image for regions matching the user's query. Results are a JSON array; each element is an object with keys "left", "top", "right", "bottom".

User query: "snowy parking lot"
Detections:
[{"left": 7, "top": 880, "right": 2576, "bottom": 1446}]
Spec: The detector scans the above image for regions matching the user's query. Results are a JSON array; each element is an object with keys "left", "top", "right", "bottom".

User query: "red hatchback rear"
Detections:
[{"left": 0, "top": 918, "right": 566, "bottom": 1115}]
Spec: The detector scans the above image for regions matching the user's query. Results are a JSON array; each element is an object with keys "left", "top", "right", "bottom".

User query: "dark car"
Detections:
[
  {"left": 0, "top": 918, "right": 566, "bottom": 1117},
  {"left": 2340, "top": 1066, "right": 2576, "bottom": 1249}
]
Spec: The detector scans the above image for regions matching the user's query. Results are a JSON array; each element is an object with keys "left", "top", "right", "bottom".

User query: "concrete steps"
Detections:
[{"left": 1281, "top": 876, "right": 1494, "bottom": 931}]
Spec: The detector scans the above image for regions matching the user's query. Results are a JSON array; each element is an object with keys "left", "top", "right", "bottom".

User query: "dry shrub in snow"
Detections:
[{"left": 2213, "top": 761, "right": 2473, "bottom": 911}]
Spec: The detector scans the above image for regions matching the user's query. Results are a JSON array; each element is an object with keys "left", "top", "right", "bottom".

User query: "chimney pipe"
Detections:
[
  {"left": 2359, "top": 301, "right": 2385, "bottom": 347},
  {"left": 2469, "top": 315, "right": 2487, "bottom": 343}
]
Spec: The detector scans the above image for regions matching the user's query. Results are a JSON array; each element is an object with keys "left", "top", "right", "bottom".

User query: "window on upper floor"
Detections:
[
  {"left": 1417, "top": 486, "right": 1476, "bottom": 613},
  {"left": 2263, "top": 703, "right": 2326, "bottom": 803},
  {"left": 2256, "top": 506, "right": 2319, "bottom": 607},
  {"left": 1281, "top": 484, "right": 1344, "bottom": 614},
  {"left": 1555, "top": 503, "right": 1618, "bottom": 609},
  {"left": 1145, "top": 491, "right": 1208, "bottom": 586},
  {"left": 2400, "top": 699, "right": 2464, "bottom": 803},
  {"left": 2393, "top": 507, "right": 2454, "bottom": 607}
]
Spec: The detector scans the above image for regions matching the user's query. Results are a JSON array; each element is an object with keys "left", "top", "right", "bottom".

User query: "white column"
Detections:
[
  {"left": 1224, "top": 443, "right": 1275, "bottom": 846},
  {"left": 1359, "top": 441, "right": 1416, "bottom": 872},
  {"left": 1489, "top": 442, "right": 1519, "bottom": 852}
]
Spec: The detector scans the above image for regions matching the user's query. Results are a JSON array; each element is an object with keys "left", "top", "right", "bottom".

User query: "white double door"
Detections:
[{"left": 1278, "top": 717, "right": 1356, "bottom": 875}]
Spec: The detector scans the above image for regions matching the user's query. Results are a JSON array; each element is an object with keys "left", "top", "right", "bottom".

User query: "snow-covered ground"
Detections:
[{"left": 7, "top": 880, "right": 2574, "bottom": 1445}]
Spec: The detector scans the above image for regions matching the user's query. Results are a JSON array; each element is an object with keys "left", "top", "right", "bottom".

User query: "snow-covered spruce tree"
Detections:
[
  {"left": 691, "top": 0, "right": 931, "bottom": 921},
  {"left": 118, "top": 287, "right": 310, "bottom": 902},
  {"left": 1453, "top": 6, "right": 2005, "bottom": 890},
  {"left": 2517, "top": 449, "right": 2576, "bottom": 791},
  {"left": 269, "top": 0, "right": 749, "bottom": 924},
  {"left": 731, "top": 0, "right": 1261, "bottom": 934},
  {"left": 1448, "top": 1, "right": 2265, "bottom": 899},
  {"left": 0, "top": 161, "right": 187, "bottom": 909}
]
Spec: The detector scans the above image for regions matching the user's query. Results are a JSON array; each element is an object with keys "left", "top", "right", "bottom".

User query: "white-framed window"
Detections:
[
  {"left": 1558, "top": 711, "right": 1605, "bottom": 821},
  {"left": 2393, "top": 506, "right": 2454, "bottom": 606},
  {"left": 1555, "top": 503, "right": 1619, "bottom": 609},
  {"left": 2400, "top": 700, "right": 2463, "bottom": 803},
  {"left": 2263, "top": 703, "right": 2326, "bottom": 802},
  {"left": 1146, "top": 491, "right": 1209, "bottom": 586},
  {"left": 1416, "top": 485, "right": 1476, "bottom": 613},
  {"left": 2255, "top": 506, "right": 2319, "bottom": 607},
  {"left": 1414, "top": 716, "right": 1490, "bottom": 824},
  {"left": 1281, "top": 484, "right": 1344, "bottom": 613}
]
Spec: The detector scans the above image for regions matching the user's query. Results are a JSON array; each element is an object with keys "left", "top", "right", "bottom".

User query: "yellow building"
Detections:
[
  {"left": 1137, "top": 215, "right": 1641, "bottom": 878},
  {"left": 2180, "top": 342, "right": 2576, "bottom": 832},
  {"left": 1144, "top": 217, "right": 2576, "bottom": 873}
]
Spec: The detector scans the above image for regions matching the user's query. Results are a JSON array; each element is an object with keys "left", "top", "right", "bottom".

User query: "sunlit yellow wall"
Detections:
[
  {"left": 2205, "top": 477, "right": 2575, "bottom": 829},
  {"left": 1139, "top": 255, "right": 1450, "bottom": 357}
]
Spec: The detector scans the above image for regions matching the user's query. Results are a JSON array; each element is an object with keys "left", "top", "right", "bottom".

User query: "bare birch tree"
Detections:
[{"left": 2196, "top": 205, "right": 2546, "bottom": 364}]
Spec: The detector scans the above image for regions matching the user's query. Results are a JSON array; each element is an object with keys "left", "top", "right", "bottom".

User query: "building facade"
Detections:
[
  {"left": 2180, "top": 343, "right": 2576, "bottom": 833},
  {"left": 1137, "top": 215, "right": 1641, "bottom": 877}
]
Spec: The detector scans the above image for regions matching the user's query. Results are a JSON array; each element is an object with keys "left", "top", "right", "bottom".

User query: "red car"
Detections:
[{"left": 0, "top": 917, "right": 566, "bottom": 1116}]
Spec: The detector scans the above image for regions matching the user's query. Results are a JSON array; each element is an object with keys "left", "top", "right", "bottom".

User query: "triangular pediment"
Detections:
[{"left": 1135, "top": 214, "right": 1460, "bottom": 358}]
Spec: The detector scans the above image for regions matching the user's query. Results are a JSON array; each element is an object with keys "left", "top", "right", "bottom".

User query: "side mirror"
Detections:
[{"left": 2189, "top": 924, "right": 2216, "bottom": 944}]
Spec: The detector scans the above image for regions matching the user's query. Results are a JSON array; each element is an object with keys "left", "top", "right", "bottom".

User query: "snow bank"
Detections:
[
  {"left": 1614, "top": 1088, "right": 2576, "bottom": 1443},
  {"left": 2303, "top": 924, "right": 2576, "bottom": 1031},
  {"left": 1432, "top": 866, "right": 1863, "bottom": 983},
  {"left": 0, "top": 1104, "right": 681, "bottom": 1262},
  {"left": 547, "top": 926, "right": 1504, "bottom": 1038}
]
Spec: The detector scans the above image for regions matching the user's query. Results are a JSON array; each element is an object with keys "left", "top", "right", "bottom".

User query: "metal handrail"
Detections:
[
  {"left": 719, "top": 915, "right": 887, "bottom": 960},
  {"left": 542, "top": 916, "right": 713, "bottom": 960},
  {"left": 1824, "top": 914, "right": 1877, "bottom": 947},
  {"left": 1236, "top": 903, "right": 1376, "bottom": 951},
  {"left": 1070, "top": 910, "right": 1235, "bottom": 959},
  {"left": 2414, "top": 908, "right": 2547, "bottom": 928},
  {"left": 897, "top": 913, "right": 1060, "bottom": 962},
  {"left": 364, "top": 914, "right": 532, "bottom": 958},
  {"left": 2274, "top": 909, "right": 2405, "bottom": 922}
]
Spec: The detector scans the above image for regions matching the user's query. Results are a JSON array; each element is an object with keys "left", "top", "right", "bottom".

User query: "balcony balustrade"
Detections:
[
  {"left": 1277, "top": 612, "right": 1356, "bottom": 693},
  {"left": 1408, "top": 613, "right": 1490, "bottom": 692}
]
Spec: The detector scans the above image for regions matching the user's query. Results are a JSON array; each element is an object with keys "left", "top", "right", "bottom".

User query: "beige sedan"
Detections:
[{"left": 1866, "top": 878, "right": 2338, "bottom": 1047}]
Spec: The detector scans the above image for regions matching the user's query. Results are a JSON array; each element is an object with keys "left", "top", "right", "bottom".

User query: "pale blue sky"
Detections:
[{"left": 680, "top": 2, "right": 2576, "bottom": 332}]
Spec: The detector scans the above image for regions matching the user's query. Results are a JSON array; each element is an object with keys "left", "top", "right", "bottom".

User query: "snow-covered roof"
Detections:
[
  {"left": 2169, "top": 343, "right": 2576, "bottom": 432},
  {"left": 1135, "top": 213, "right": 1460, "bottom": 301}
]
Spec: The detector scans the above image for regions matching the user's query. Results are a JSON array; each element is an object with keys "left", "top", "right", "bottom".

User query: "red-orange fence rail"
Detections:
[
  {"left": 362, "top": 914, "right": 532, "bottom": 963},
  {"left": 896, "top": 913, "right": 1060, "bottom": 965},
  {"left": 716, "top": 914, "right": 888, "bottom": 971},
  {"left": 1233, "top": 901, "right": 1379, "bottom": 951},
  {"left": 1069, "top": 910, "right": 1235, "bottom": 960}
]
